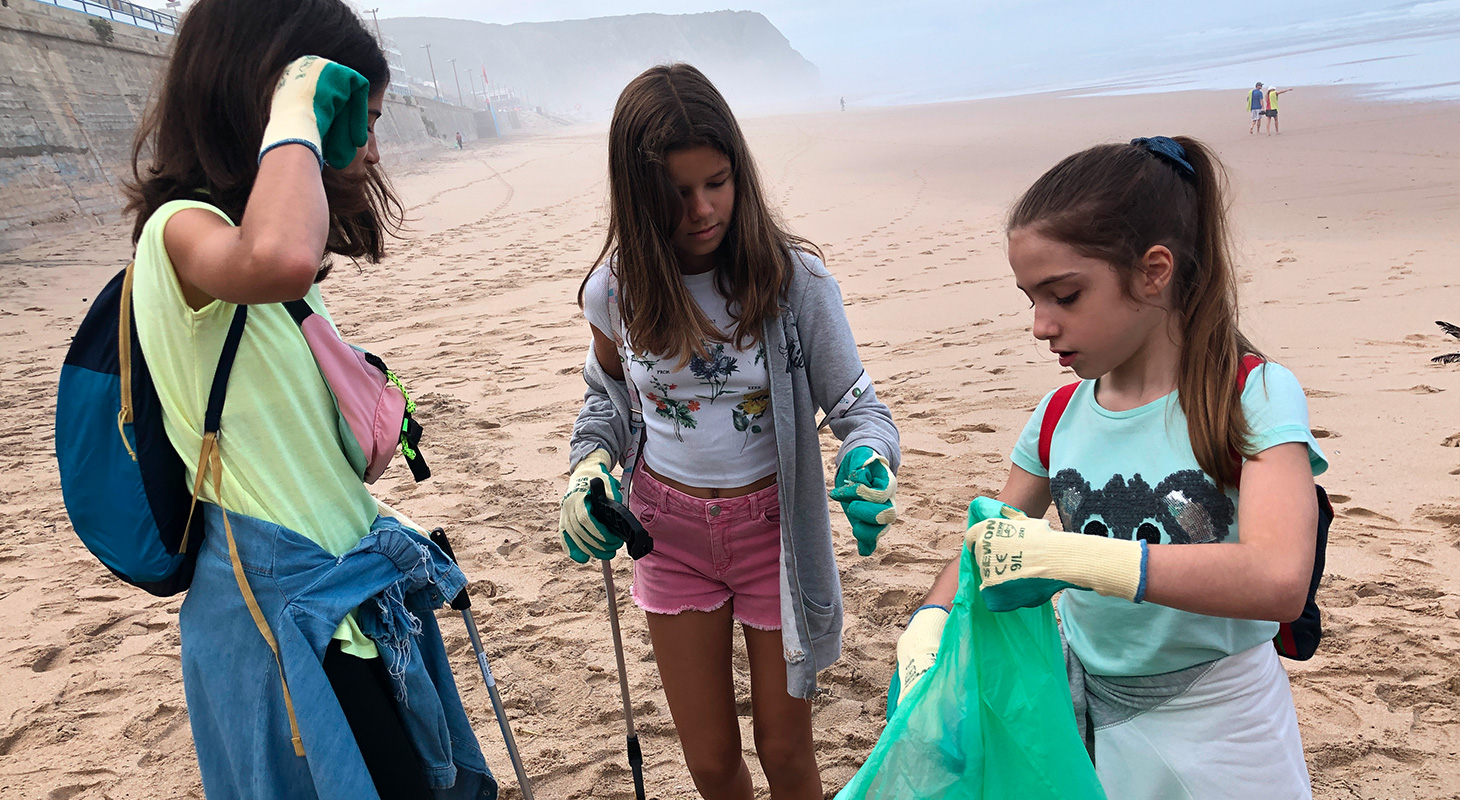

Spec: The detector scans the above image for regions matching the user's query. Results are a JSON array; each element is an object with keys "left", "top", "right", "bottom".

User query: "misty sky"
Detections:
[
  {"left": 134, "top": 0, "right": 1460, "bottom": 100},
  {"left": 347, "top": 0, "right": 1458, "bottom": 97}
]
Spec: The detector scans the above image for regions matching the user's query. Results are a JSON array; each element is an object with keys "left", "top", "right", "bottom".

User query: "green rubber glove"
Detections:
[
  {"left": 259, "top": 55, "right": 370, "bottom": 170},
  {"left": 830, "top": 445, "right": 897, "bottom": 556},
  {"left": 559, "top": 450, "right": 626, "bottom": 564},
  {"left": 963, "top": 497, "right": 1148, "bottom": 612}
]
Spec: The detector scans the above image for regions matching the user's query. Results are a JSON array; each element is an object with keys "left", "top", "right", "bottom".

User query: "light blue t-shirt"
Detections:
[{"left": 1010, "top": 362, "right": 1328, "bottom": 677}]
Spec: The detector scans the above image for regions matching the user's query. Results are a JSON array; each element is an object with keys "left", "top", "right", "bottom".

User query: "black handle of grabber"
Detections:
[
  {"left": 628, "top": 735, "right": 646, "bottom": 800},
  {"left": 588, "top": 478, "right": 654, "bottom": 560},
  {"left": 429, "top": 527, "right": 471, "bottom": 612}
]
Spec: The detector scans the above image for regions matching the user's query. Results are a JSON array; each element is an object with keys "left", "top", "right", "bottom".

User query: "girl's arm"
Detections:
[
  {"left": 1143, "top": 441, "right": 1317, "bottom": 621},
  {"left": 790, "top": 256, "right": 901, "bottom": 469},
  {"left": 164, "top": 144, "right": 330, "bottom": 310},
  {"left": 920, "top": 464, "right": 1052, "bottom": 608},
  {"left": 569, "top": 321, "right": 633, "bottom": 471},
  {"left": 591, "top": 324, "right": 625, "bottom": 381},
  {"left": 973, "top": 442, "right": 1318, "bottom": 623}
]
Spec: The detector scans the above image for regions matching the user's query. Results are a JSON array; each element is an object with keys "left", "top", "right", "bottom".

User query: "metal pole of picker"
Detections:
[
  {"left": 429, "top": 528, "right": 535, "bottom": 800},
  {"left": 589, "top": 478, "right": 654, "bottom": 800}
]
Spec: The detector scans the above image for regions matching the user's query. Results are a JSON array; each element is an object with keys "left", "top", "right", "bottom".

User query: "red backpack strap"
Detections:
[
  {"left": 1236, "top": 353, "right": 1264, "bottom": 392},
  {"left": 1038, "top": 382, "right": 1080, "bottom": 471},
  {"left": 1230, "top": 354, "right": 1266, "bottom": 488}
]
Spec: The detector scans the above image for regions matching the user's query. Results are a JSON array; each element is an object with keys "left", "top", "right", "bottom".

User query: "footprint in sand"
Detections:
[
  {"left": 1415, "top": 504, "right": 1460, "bottom": 529},
  {"left": 28, "top": 644, "right": 66, "bottom": 673},
  {"left": 1342, "top": 506, "right": 1397, "bottom": 523}
]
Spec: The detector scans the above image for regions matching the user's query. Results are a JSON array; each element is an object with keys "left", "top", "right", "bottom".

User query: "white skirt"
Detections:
[{"left": 1093, "top": 643, "right": 1312, "bottom": 800}]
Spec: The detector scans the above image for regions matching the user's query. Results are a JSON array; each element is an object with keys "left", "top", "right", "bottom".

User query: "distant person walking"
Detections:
[
  {"left": 455, "top": 130, "right": 464, "bottom": 149},
  {"left": 840, "top": 96, "right": 845, "bottom": 111},
  {"left": 1265, "top": 86, "right": 1293, "bottom": 134},
  {"left": 1248, "top": 82, "right": 1266, "bottom": 134}
]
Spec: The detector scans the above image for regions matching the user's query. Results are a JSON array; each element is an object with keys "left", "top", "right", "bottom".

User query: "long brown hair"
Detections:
[
  {"left": 125, "top": 0, "right": 403, "bottom": 271},
  {"left": 581, "top": 63, "right": 820, "bottom": 365},
  {"left": 1008, "top": 137, "right": 1258, "bottom": 491}
]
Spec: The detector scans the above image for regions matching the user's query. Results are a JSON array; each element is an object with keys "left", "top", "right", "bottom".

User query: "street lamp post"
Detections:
[
  {"left": 448, "top": 58, "right": 463, "bottom": 107},
  {"left": 466, "top": 69, "right": 478, "bottom": 110},
  {"left": 421, "top": 43, "right": 439, "bottom": 101},
  {"left": 364, "top": 7, "right": 382, "bottom": 42}
]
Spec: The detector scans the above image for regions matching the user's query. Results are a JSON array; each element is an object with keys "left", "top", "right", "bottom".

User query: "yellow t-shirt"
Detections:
[
  {"left": 132, "top": 199, "right": 380, "bottom": 657},
  {"left": 1267, "top": 89, "right": 1280, "bottom": 110}
]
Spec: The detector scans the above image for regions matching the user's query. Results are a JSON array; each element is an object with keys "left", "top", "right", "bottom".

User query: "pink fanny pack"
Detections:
[{"left": 284, "top": 300, "right": 429, "bottom": 484}]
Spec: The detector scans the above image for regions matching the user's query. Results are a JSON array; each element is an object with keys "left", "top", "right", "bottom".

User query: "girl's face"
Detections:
[
  {"left": 1008, "top": 227, "right": 1171, "bottom": 380},
  {"left": 664, "top": 145, "right": 734, "bottom": 273},
  {"left": 342, "top": 91, "right": 385, "bottom": 176}
]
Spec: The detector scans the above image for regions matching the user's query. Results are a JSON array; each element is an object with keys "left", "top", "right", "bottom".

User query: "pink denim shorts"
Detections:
[{"left": 627, "top": 468, "right": 783, "bottom": 631}]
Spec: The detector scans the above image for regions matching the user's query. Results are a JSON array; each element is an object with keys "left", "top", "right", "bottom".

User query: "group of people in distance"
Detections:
[
  {"left": 1250, "top": 80, "right": 1294, "bottom": 134},
  {"left": 113, "top": 0, "right": 1327, "bottom": 799}
]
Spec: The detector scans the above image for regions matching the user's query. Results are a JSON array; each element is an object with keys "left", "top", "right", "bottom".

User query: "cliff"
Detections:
[{"left": 380, "top": 11, "right": 821, "bottom": 115}]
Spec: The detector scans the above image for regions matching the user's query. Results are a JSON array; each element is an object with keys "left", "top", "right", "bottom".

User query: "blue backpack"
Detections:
[{"left": 55, "top": 262, "right": 246, "bottom": 596}]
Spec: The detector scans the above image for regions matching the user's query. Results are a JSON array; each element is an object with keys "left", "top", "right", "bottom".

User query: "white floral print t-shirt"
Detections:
[{"left": 583, "top": 265, "right": 777, "bottom": 488}]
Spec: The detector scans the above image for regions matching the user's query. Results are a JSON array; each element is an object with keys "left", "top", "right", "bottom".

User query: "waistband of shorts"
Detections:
[{"left": 633, "top": 466, "right": 780, "bottom": 520}]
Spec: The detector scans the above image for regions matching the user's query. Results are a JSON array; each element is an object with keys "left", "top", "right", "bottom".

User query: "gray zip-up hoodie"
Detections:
[{"left": 569, "top": 252, "right": 900, "bottom": 699}]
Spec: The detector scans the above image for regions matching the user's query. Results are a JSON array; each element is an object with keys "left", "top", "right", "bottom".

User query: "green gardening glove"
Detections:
[
  {"left": 259, "top": 55, "right": 370, "bottom": 170},
  {"left": 830, "top": 446, "right": 897, "bottom": 556},
  {"left": 559, "top": 450, "right": 627, "bottom": 564}
]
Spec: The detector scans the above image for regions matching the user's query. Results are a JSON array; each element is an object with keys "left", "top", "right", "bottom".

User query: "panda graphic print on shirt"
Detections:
[
  {"left": 1049, "top": 468, "right": 1235, "bottom": 546},
  {"left": 1007, "top": 364, "right": 1330, "bottom": 676}
]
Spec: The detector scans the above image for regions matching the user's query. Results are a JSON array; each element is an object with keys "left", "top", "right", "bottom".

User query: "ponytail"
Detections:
[
  {"left": 1008, "top": 136, "right": 1257, "bottom": 492},
  {"left": 1169, "top": 137, "right": 1258, "bottom": 492}
]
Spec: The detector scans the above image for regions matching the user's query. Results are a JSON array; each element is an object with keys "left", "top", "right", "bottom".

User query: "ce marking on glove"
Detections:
[{"left": 979, "top": 522, "right": 1025, "bottom": 577}]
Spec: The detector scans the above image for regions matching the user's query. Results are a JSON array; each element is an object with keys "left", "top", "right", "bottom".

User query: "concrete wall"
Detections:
[
  {"left": 0, "top": 0, "right": 476, "bottom": 254},
  {"left": 378, "top": 93, "right": 479, "bottom": 156},
  {"left": 0, "top": 0, "right": 170, "bottom": 253}
]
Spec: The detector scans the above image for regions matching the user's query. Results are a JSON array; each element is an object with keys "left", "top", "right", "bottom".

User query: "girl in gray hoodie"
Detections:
[{"left": 561, "top": 64, "right": 901, "bottom": 800}]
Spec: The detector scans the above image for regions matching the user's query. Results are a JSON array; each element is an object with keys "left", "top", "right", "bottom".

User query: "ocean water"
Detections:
[{"left": 857, "top": 1, "right": 1460, "bottom": 105}]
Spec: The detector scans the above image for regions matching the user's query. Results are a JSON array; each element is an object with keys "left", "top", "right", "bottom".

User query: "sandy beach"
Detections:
[{"left": 1, "top": 85, "right": 1457, "bottom": 799}]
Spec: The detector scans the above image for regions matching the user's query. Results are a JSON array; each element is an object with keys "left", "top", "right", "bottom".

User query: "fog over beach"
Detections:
[
  {"left": 351, "top": 0, "right": 1460, "bottom": 106},
  {"left": 2, "top": 1, "right": 1458, "bottom": 798}
]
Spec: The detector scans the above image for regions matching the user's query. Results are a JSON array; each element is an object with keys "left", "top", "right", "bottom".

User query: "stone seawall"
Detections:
[
  {"left": 0, "top": 0, "right": 475, "bottom": 255},
  {"left": 0, "top": 0, "right": 170, "bottom": 254}
]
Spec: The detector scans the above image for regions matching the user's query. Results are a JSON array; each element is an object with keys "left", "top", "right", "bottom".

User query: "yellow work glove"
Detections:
[
  {"left": 893, "top": 604, "right": 948, "bottom": 705},
  {"left": 559, "top": 450, "right": 625, "bottom": 564},
  {"left": 259, "top": 55, "right": 371, "bottom": 170},
  {"left": 963, "top": 497, "right": 1147, "bottom": 612}
]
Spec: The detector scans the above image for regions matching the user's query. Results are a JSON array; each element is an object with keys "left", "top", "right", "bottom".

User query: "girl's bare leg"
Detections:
[
  {"left": 744, "top": 624, "right": 822, "bottom": 799},
  {"left": 646, "top": 607, "right": 753, "bottom": 800}
]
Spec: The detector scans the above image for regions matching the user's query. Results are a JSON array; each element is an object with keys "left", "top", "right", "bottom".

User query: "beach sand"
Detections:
[{"left": 2, "top": 86, "right": 1457, "bottom": 799}]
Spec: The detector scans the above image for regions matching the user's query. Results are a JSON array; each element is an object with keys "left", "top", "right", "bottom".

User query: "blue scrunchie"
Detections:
[{"left": 1130, "top": 136, "right": 1196, "bottom": 180}]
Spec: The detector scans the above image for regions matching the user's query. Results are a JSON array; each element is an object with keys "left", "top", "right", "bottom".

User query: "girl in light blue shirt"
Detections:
[{"left": 902, "top": 136, "right": 1324, "bottom": 799}]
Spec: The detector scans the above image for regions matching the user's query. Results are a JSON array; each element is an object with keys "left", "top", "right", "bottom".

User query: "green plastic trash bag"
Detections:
[{"left": 835, "top": 544, "right": 1106, "bottom": 800}]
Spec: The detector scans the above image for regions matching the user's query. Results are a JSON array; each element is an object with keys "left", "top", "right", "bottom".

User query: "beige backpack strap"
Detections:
[{"left": 195, "top": 432, "right": 305, "bottom": 757}]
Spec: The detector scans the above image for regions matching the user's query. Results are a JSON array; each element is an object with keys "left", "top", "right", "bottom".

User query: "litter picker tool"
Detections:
[
  {"left": 590, "top": 477, "right": 653, "bottom": 800},
  {"left": 429, "top": 527, "right": 535, "bottom": 800}
]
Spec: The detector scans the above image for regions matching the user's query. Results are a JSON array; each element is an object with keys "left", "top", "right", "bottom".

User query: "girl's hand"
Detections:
[
  {"left": 964, "top": 500, "right": 1147, "bottom": 611},
  {"left": 830, "top": 446, "right": 897, "bottom": 555},
  {"left": 260, "top": 55, "right": 370, "bottom": 170},
  {"left": 893, "top": 604, "right": 948, "bottom": 705},
  {"left": 560, "top": 450, "right": 626, "bottom": 564}
]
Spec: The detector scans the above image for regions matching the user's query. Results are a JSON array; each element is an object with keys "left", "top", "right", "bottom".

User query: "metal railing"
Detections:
[{"left": 39, "top": 0, "right": 179, "bottom": 34}]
